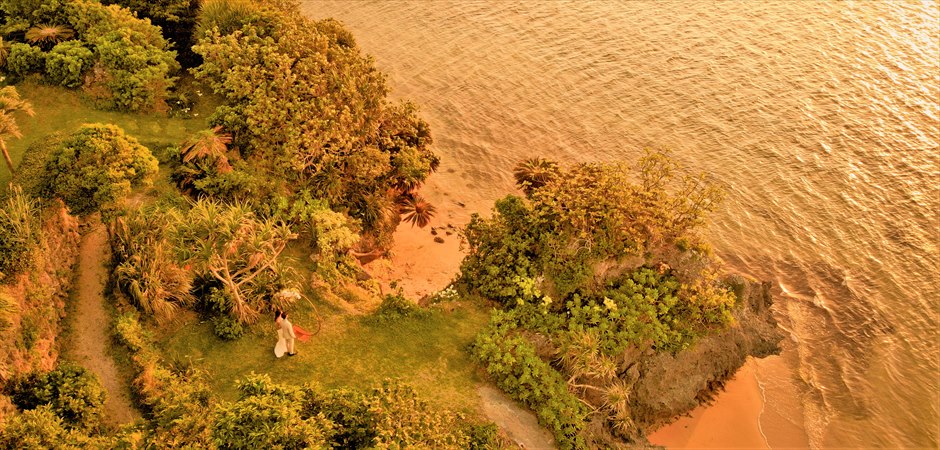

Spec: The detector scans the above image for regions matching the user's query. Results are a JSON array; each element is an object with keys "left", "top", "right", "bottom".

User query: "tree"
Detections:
[
  {"left": 171, "top": 200, "right": 297, "bottom": 324},
  {"left": 192, "top": 4, "right": 439, "bottom": 247},
  {"left": 33, "top": 123, "right": 159, "bottom": 215},
  {"left": 0, "top": 86, "right": 34, "bottom": 173},
  {"left": 180, "top": 125, "right": 233, "bottom": 172},
  {"left": 111, "top": 209, "right": 194, "bottom": 321},
  {"left": 398, "top": 194, "right": 436, "bottom": 228}
]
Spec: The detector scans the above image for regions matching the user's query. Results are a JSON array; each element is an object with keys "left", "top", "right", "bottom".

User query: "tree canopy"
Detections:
[
  {"left": 191, "top": 1, "right": 438, "bottom": 247},
  {"left": 22, "top": 123, "right": 158, "bottom": 215}
]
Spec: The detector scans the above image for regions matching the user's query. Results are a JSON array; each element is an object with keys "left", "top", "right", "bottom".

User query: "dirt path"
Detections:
[
  {"left": 66, "top": 221, "right": 140, "bottom": 426},
  {"left": 478, "top": 385, "right": 557, "bottom": 449}
]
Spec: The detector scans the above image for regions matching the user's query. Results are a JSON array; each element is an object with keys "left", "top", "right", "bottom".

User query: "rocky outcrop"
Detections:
[{"left": 630, "top": 275, "right": 783, "bottom": 437}]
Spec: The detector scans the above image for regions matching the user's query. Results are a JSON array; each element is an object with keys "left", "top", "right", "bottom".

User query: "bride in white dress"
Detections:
[{"left": 274, "top": 311, "right": 287, "bottom": 358}]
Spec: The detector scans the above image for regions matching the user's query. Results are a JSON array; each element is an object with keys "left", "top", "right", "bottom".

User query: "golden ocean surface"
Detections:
[{"left": 302, "top": 1, "right": 939, "bottom": 448}]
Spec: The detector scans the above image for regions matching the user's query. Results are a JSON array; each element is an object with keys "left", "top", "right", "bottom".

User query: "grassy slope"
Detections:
[
  {"left": 5, "top": 80, "right": 493, "bottom": 419},
  {"left": 0, "top": 81, "right": 212, "bottom": 186},
  {"left": 159, "top": 298, "right": 491, "bottom": 413}
]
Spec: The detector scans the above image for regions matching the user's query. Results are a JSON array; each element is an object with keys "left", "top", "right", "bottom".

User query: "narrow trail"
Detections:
[
  {"left": 478, "top": 385, "right": 557, "bottom": 449},
  {"left": 66, "top": 221, "right": 140, "bottom": 426}
]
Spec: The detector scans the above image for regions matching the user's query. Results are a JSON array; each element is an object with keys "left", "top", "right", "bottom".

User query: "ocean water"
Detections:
[{"left": 301, "top": 1, "right": 939, "bottom": 448}]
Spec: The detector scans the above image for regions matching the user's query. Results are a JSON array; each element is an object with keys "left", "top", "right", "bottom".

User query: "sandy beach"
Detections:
[{"left": 648, "top": 359, "right": 770, "bottom": 449}]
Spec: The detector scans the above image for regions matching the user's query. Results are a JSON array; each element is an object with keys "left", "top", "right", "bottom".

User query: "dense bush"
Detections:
[
  {"left": 0, "top": 0, "right": 179, "bottom": 111},
  {"left": 28, "top": 124, "right": 158, "bottom": 215},
  {"left": 212, "top": 315, "right": 244, "bottom": 340},
  {"left": 369, "top": 293, "right": 430, "bottom": 322},
  {"left": 0, "top": 406, "right": 108, "bottom": 450},
  {"left": 44, "top": 39, "right": 94, "bottom": 87},
  {"left": 0, "top": 186, "right": 41, "bottom": 280},
  {"left": 472, "top": 310, "right": 588, "bottom": 449},
  {"left": 3, "top": 364, "right": 106, "bottom": 430},
  {"left": 213, "top": 374, "right": 331, "bottom": 450},
  {"left": 192, "top": 1, "right": 438, "bottom": 248},
  {"left": 4, "top": 43, "right": 45, "bottom": 78},
  {"left": 462, "top": 153, "right": 738, "bottom": 446},
  {"left": 110, "top": 208, "right": 193, "bottom": 321}
]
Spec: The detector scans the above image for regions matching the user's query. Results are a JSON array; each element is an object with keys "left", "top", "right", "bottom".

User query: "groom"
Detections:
[{"left": 280, "top": 312, "right": 297, "bottom": 356}]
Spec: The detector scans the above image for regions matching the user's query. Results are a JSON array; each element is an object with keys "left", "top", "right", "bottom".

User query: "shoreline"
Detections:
[
  {"left": 648, "top": 358, "right": 770, "bottom": 449},
  {"left": 369, "top": 181, "right": 806, "bottom": 449}
]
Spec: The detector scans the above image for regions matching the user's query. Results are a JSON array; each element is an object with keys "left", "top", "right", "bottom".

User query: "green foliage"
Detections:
[
  {"left": 213, "top": 374, "right": 331, "bottom": 450},
  {"left": 0, "top": 406, "right": 94, "bottom": 450},
  {"left": 192, "top": 4, "right": 437, "bottom": 246},
  {"left": 461, "top": 196, "right": 542, "bottom": 304},
  {"left": 566, "top": 267, "right": 687, "bottom": 353},
  {"left": 171, "top": 199, "right": 297, "bottom": 324},
  {"left": 110, "top": 208, "right": 193, "bottom": 321},
  {"left": 113, "top": 312, "right": 215, "bottom": 447},
  {"left": 0, "top": 185, "right": 41, "bottom": 280},
  {"left": 0, "top": 292, "right": 17, "bottom": 330},
  {"left": 4, "top": 43, "right": 45, "bottom": 78},
  {"left": 68, "top": 0, "right": 180, "bottom": 111},
  {"left": 463, "top": 153, "right": 736, "bottom": 445},
  {"left": 44, "top": 40, "right": 93, "bottom": 88},
  {"left": 3, "top": 364, "right": 106, "bottom": 430},
  {"left": 212, "top": 315, "right": 244, "bottom": 340},
  {"left": 472, "top": 310, "right": 588, "bottom": 449},
  {"left": 30, "top": 124, "right": 158, "bottom": 215},
  {"left": 1, "top": 0, "right": 179, "bottom": 111},
  {"left": 370, "top": 293, "right": 430, "bottom": 322},
  {"left": 0, "top": 0, "right": 70, "bottom": 25}
]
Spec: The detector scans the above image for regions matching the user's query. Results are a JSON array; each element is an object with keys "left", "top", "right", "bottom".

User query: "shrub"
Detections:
[
  {"left": 213, "top": 374, "right": 330, "bottom": 450},
  {"left": 192, "top": 3, "right": 437, "bottom": 247},
  {"left": 111, "top": 210, "right": 194, "bottom": 321},
  {"left": 0, "top": 185, "right": 41, "bottom": 280},
  {"left": 212, "top": 315, "right": 243, "bottom": 340},
  {"left": 472, "top": 311, "right": 588, "bottom": 449},
  {"left": 44, "top": 39, "right": 93, "bottom": 87},
  {"left": 3, "top": 364, "right": 106, "bottom": 430},
  {"left": 4, "top": 43, "right": 45, "bottom": 78},
  {"left": 0, "top": 406, "right": 74, "bottom": 450},
  {"left": 67, "top": 0, "right": 180, "bottom": 111},
  {"left": 370, "top": 293, "right": 429, "bottom": 322},
  {"left": 32, "top": 124, "right": 158, "bottom": 215}
]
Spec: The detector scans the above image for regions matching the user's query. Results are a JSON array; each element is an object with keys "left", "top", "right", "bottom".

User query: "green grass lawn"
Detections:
[
  {"left": 158, "top": 297, "right": 492, "bottom": 415},
  {"left": 0, "top": 81, "right": 213, "bottom": 187}
]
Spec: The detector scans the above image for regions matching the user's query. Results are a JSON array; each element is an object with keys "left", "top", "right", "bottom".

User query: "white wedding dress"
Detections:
[{"left": 274, "top": 328, "right": 287, "bottom": 358}]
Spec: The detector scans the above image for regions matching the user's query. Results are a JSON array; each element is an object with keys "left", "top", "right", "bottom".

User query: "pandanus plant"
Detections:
[
  {"left": 398, "top": 194, "right": 436, "bottom": 228},
  {"left": 513, "top": 157, "right": 560, "bottom": 196},
  {"left": 25, "top": 24, "right": 75, "bottom": 49}
]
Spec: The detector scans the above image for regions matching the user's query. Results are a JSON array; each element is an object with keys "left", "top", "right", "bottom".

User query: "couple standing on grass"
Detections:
[{"left": 274, "top": 310, "right": 312, "bottom": 358}]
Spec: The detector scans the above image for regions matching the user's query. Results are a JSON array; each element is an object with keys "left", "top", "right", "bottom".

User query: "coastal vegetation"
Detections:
[{"left": 0, "top": 0, "right": 780, "bottom": 448}]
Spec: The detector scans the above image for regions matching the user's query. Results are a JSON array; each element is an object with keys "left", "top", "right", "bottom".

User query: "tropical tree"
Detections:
[
  {"left": 0, "top": 86, "right": 34, "bottom": 173},
  {"left": 24, "top": 24, "right": 74, "bottom": 49},
  {"left": 111, "top": 210, "right": 194, "bottom": 321},
  {"left": 513, "top": 157, "right": 560, "bottom": 196},
  {"left": 398, "top": 194, "right": 436, "bottom": 228},
  {"left": 171, "top": 200, "right": 297, "bottom": 324},
  {"left": 180, "top": 126, "right": 233, "bottom": 172}
]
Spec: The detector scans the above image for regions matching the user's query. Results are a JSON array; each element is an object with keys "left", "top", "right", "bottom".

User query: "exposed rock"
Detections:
[
  {"left": 629, "top": 275, "right": 783, "bottom": 439},
  {"left": 434, "top": 236, "right": 445, "bottom": 244}
]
